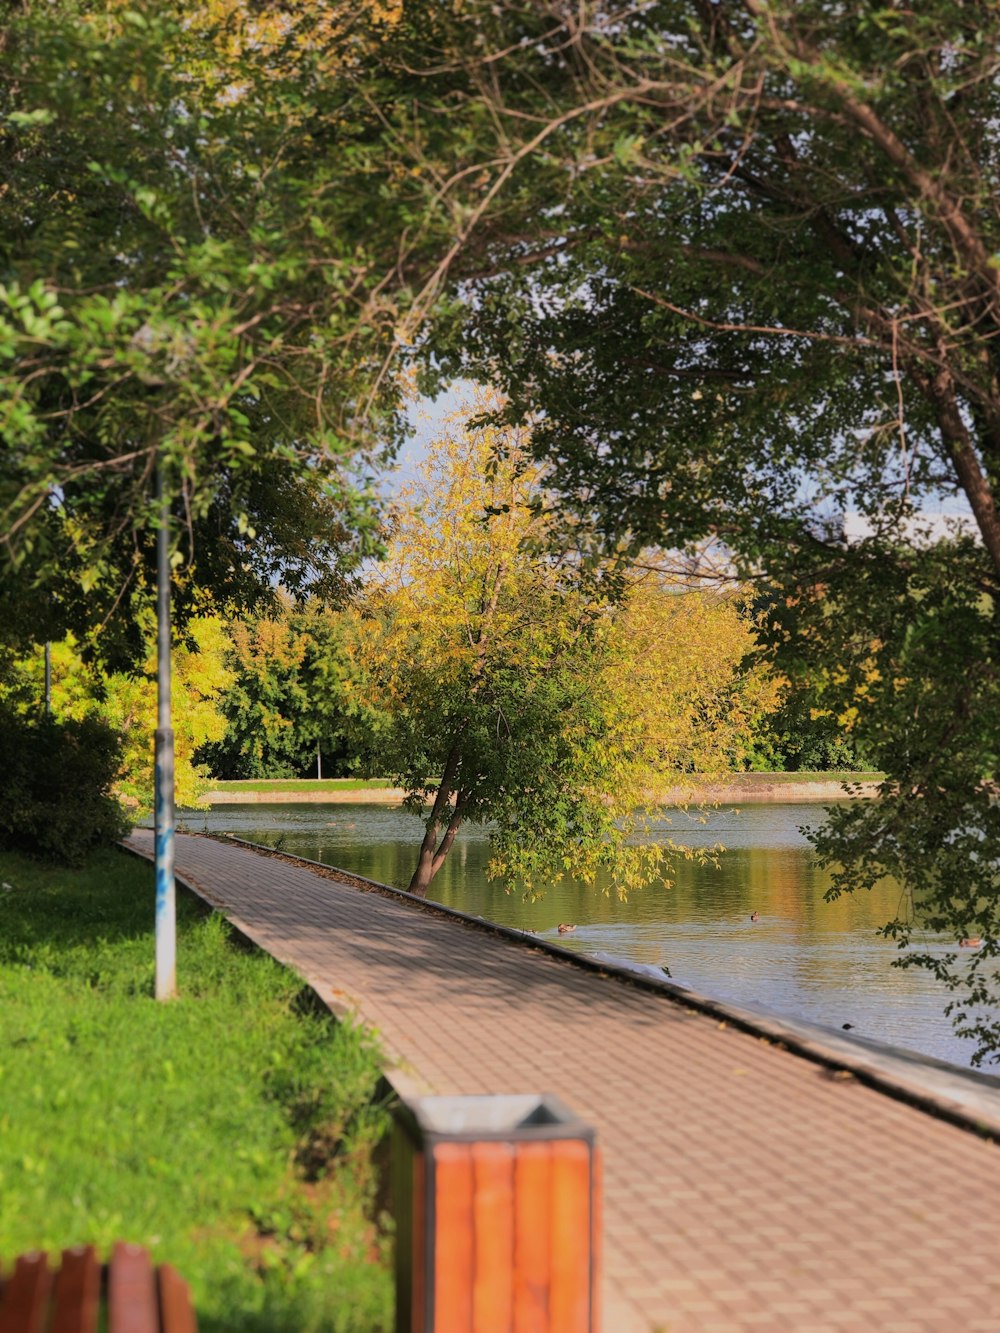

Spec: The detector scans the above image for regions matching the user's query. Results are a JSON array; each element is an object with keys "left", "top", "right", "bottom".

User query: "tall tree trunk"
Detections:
[
  {"left": 918, "top": 366, "right": 1000, "bottom": 581},
  {"left": 407, "top": 741, "right": 465, "bottom": 895},
  {"left": 408, "top": 803, "right": 465, "bottom": 896}
]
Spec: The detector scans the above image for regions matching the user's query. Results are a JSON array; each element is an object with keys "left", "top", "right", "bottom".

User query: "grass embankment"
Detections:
[
  {"left": 733, "top": 771, "right": 884, "bottom": 783},
  {"left": 212, "top": 772, "right": 884, "bottom": 795},
  {"left": 209, "top": 779, "right": 396, "bottom": 794},
  {"left": 0, "top": 849, "right": 392, "bottom": 1332}
]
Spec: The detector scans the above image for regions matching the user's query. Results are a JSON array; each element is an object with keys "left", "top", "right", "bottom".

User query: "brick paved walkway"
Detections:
[{"left": 129, "top": 831, "right": 1000, "bottom": 1332}]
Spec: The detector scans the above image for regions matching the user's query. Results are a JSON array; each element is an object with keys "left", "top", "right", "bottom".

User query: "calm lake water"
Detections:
[{"left": 180, "top": 800, "right": 997, "bottom": 1072}]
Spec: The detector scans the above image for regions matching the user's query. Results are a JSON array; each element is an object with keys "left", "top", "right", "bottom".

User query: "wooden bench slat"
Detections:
[
  {"left": 50, "top": 1245, "right": 101, "bottom": 1333},
  {"left": 0, "top": 1252, "right": 52, "bottom": 1333},
  {"left": 108, "top": 1243, "right": 159, "bottom": 1333},
  {"left": 0, "top": 1246, "right": 197, "bottom": 1333},
  {"left": 157, "top": 1265, "right": 196, "bottom": 1333}
]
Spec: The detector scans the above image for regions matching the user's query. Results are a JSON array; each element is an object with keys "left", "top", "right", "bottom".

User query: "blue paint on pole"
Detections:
[
  {"left": 154, "top": 463, "right": 177, "bottom": 1000},
  {"left": 155, "top": 724, "right": 176, "bottom": 999}
]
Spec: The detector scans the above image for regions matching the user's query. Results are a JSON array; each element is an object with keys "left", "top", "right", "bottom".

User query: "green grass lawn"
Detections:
[
  {"left": 0, "top": 848, "right": 392, "bottom": 1332},
  {"left": 207, "top": 773, "right": 883, "bottom": 795}
]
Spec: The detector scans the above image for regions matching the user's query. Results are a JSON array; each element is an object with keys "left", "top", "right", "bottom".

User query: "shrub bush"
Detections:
[{"left": 0, "top": 709, "right": 130, "bottom": 864}]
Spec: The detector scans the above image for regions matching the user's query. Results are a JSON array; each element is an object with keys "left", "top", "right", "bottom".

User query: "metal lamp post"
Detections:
[{"left": 154, "top": 462, "right": 177, "bottom": 1000}]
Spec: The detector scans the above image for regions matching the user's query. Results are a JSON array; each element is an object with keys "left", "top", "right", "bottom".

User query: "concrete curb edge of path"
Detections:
[
  {"left": 217, "top": 833, "right": 1000, "bottom": 1142},
  {"left": 127, "top": 831, "right": 1000, "bottom": 1144}
]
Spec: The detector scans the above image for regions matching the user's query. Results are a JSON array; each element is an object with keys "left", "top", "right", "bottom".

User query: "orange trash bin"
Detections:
[{"left": 393, "top": 1094, "right": 601, "bottom": 1333}]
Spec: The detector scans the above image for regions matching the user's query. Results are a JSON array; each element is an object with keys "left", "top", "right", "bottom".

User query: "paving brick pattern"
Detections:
[{"left": 129, "top": 832, "right": 1000, "bottom": 1332}]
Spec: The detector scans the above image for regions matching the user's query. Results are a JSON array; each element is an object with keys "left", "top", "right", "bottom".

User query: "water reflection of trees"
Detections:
[
  {"left": 327, "top": 820, "right": 928, "bottom": 993},
  {"left": 249, "top": 807, "right": 907, "bottom": 940},
  {"left": 208, "top": 803, "right": 980, "bottom": 1063}
]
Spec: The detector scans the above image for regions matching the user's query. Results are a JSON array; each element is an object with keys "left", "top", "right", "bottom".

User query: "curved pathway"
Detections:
[{"left": 128, "top": 831, "right": 1000, "bottom": 1332}]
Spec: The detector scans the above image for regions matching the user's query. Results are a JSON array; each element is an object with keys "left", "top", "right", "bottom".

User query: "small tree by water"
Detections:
[{"left": 343, "top": 392, "right": 775, "bottom": 896}]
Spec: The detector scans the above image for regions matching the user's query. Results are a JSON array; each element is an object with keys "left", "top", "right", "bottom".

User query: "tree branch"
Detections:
[{"left": 631, "top": 288, "right": 876, "bottom": 348}]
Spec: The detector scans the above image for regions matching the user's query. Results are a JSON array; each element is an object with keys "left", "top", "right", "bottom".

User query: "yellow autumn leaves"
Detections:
[{"left": 338, "top": 392, "right": 777, "bottom": 892}]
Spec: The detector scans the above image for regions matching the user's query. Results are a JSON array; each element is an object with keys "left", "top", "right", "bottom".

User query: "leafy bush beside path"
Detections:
[{"left": 0, "top": 712, "right": 129, "bottom": 865}]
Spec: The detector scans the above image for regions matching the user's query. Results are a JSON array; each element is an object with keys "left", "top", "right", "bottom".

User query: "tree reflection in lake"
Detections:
[{"left": 183, "top": 801, "right": 996, "bottom": 1071}]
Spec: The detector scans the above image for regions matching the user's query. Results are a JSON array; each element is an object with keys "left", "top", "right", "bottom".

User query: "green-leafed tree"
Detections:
[
  {"left": 740, "top": 687, "right": 871, "bottom": 775},
  {"left": 0, "top": 2, "right": 402, "bottom": 668},
  {"left": 196, "top": 601, "right": 352, "bottom": 780},
  {"left": 8, "top": 2, "right": 1000, "bottom": 1052},
  {"left": 0, "top": 1, "right": 408, "bottom": 851},
  {"left": 343, "top": 394, "right": 775, "bottom": 895},
  {"left": 0, "top": 617, "right": 233, "bottom": 813},
  {"left": 331, "top": 1, "right": 1000, "bottom": 1059}
]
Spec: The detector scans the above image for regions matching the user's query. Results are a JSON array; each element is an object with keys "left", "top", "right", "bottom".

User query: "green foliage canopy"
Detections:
[
  {"left": 333, "top": 0, "right": 1000, "bottom": 1058},
  {"left": 0, "top": 3, "right": 401, "bottom": 664},
  {"left": 196, "top": 601, "right": 352, "bottom": 781},
  {"left": 0, "top": 710, "right": 128, "bottom": 864},
  {"left": 0, "top": 618, "right": 234, "bottom": 814}
]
